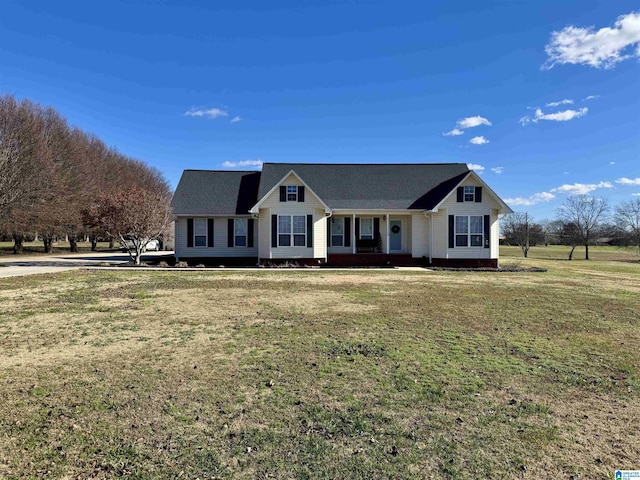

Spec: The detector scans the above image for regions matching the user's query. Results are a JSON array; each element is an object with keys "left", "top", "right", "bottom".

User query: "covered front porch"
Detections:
[
  {"left": 327, "top": 253, "right": 419, "bottom": 267},
  {"left": 326, "top": 212, "right": 417, "bottom": 257}
]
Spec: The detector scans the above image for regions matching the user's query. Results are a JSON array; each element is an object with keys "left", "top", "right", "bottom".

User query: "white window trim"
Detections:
[
  {"left": 278, "top": 214, "right": 307, "bottom": 247},
  {"left": 464, "top": 185, "right": 475, "bottom": 202},
  {"left": 331, "top": 217, "right": 344, "bottom": 247},
  {"left": 194, "top": 218, "right": 207, "bottom": 248},
  {"left": 455, "top": 215, "right": 483, "bottom": 248},
  {"left": 234, "top": 218, "right": 247, "bottom": 248},
  {"left": 286, "top": 185, "right": 298, "bottom": 202}
]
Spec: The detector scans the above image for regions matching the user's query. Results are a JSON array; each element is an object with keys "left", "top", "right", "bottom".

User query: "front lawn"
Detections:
[{"left": 0, "top": 256, "right": 638, "bottom": 478}]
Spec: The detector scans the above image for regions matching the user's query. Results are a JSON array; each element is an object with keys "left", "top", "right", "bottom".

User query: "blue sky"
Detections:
[{"left": 1, "top": 0, "right": 638, "bottom": 220}]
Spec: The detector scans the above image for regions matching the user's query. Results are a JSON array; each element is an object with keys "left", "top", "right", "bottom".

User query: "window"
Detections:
[
  {"left": 278, "top": 216, "right": 291, "bottom": 246},
  {"left": 293, "top": 215, "right": 306, "bottom": 246},
  {"left": 234, "top": 218, "right": 247, "bottom": 247},
  {"left": 331, "top": 217, "right": 344, "bottom": 246},
  {"left": 464, "top": 185, "right": 475, "bottom": 202},
  {"left": 287, "top": 185, "right": 298, "bottom": 202},
  {"left": 194, "top": 218, "right": 207, "bottom": 247},
  {"left": 455, "top": 215, "right": 483, "bottom": 247},
  {"left": 278, "top": 215, "right": 306, "bottom": 247},
  {"left": 470, "top": 216, "right": 483, "bottom": 246},
  {"left": 360, "top": 218, "right": 373, "bottom": 240}
]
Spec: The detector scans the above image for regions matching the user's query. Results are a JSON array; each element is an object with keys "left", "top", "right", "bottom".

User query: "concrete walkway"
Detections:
[{"left": 0, "top": 251, "right": 174, "bottom": 278}]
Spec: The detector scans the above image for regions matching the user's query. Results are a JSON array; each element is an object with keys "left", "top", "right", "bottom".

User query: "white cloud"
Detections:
[
  {"left": 184, "top": 107, "right": 229, "bottom": 119},
  {"left": 610, "top": 161, "right": 616, "bottom": 165},
  {"left": 520, "top": 107, "right": 588, "bottom": 125},
  {"left": 551, "top": 181, "right": 613, "bottom": 195},
  {"left": 467, "top": 163, "right": 485, "bottom": 172},
  {"left": 491, "top": 167, "right": 504, "bottom": 174},
  {"left": 230, "top": 116, "right": 241, "bottom": 124},
  {"left": 221, "top": 159, "right": 263, "bottom": 169},
  {"left": 616, "top": 177, "right": 640, "bottom": 185},
  {"left": 543, "top": 11, "right": 640, "bottom": 69},
  {"left": 456, "top": 116, "right": 492, "bottom": 129},
  {"left": 583, "top": 95, "right": 600, "bottom": 101},
  {"left": 632, "top": 193, "right": 640, "bottom": 196},
  {"left": 505, "top": 191, "right": 555, "bottom": 206},
  {"left": 546, "top": 99, "right": 574, "bottom": 107},
  {"left": 469, "top": 136, "right": 489, "bottom": 145},
  {"left": 443, "top": 128, "right": 464, "bottom": 136}
]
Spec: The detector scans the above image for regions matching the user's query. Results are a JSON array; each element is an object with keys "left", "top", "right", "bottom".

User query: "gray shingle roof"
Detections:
[
  {"left": 258, "top": 163, "right": 470, "bottom": 210},
  {"left": 172, "top": 163, "right": 471, "bottom": 215},
  {"left": 172, "top": 170, "right": 260, "bottom": 215}
]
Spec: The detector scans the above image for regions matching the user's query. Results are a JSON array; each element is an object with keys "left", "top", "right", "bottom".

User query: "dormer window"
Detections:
[{"left": 287, "top": 185, "right": 298, "bottom": 201}]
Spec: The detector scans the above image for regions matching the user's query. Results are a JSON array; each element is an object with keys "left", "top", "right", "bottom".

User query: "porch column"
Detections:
[
  {"left": 352, "top": 213, "right": 356, "bottom": 254},
  {"left": 385, "top": 215, "right": 390, "bottom": 254}
]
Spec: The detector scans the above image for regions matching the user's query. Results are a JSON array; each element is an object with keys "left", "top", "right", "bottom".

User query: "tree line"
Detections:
[
  {"left": 0, "top": 94, "right": 172, "bottom": 263},
  {"left": 502, "top": 195, "right": 640, "bottom": 260}
]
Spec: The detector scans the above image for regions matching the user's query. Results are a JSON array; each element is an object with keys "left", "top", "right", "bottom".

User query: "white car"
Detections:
[{"left": 121, "top": 238, "right": 160, "bottom": 253}]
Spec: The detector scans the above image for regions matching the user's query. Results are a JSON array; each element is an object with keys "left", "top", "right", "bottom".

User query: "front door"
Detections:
[{"left": 390, "top": 220, "right": 402, "bottom": 251}]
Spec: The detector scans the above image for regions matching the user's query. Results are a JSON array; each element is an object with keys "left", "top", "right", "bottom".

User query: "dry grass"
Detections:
[{"left": 0, "top": 250, "right": 639, "bottom": 478}]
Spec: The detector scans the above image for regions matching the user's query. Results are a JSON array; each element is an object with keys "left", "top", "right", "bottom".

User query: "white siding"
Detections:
[
  {"left": 258, "top": 173, "right": 327, "bottom": 259},
  {"left": 174, "top": 216, "right": 258, "bottom": 259},
  {"left": 432, "top": 179, "right": 502, "bottom": 260},
  {"left": 258, "top": 208, "right": 271, "bottom": 259},
  {"left": 411, "top": 213, "right": 430, "bottom": 258}
]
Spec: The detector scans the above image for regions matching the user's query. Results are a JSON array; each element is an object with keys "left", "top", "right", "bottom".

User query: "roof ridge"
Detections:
[
  {"left": 184, "top": 169, "right": 260, "bottom": 173},
  {"left": 262, "top": 162, "right": 468, "bottom": 166}
]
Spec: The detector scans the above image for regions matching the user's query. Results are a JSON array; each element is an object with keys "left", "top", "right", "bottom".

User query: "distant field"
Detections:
[
  {"left": 0, "top": 251, "right": 638, "bottom": 478},
  {"left": 0, "top": 241, "right": 116, "bottom": 255},
  {"left": 500, "top": 244, "right": 639, "bottom": 262}
]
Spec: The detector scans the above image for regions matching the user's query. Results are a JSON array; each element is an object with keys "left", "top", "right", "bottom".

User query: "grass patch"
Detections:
[{"left": 0, "top": 253, "right": 638, "bottom": 478}]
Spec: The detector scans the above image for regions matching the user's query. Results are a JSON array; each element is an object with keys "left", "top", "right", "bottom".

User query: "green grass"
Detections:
[{"left": 0, "top": 252, "right": 638, "bottom": 478}]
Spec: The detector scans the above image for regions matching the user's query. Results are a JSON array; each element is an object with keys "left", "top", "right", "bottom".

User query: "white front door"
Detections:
[{"left": 390, "top": 220, "right": 402, "bottom": 251}]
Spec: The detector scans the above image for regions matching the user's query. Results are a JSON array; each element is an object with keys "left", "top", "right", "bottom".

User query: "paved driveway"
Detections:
[{"left": 0, "top": 251, "right": 174, "bottom": 278}]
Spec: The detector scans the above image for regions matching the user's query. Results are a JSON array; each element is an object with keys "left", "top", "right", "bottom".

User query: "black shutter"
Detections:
[
  {"left": 373, "top": 217, "right": 380, "bottom": 242},
  {"left": 248, "top": 219, "right": 254, "bottom": 248},
  {"left": 227, "top": 219, "right": 234, "bottom": 247},
  {"left": 355, "top": 218, "right": 360, "bottom": 239},
  {"left": 448, "top": 215, "right": 455, "bottom": 248},
  {"left": 207, "top": 219, "right": 214, "bottom": 247},
  {"left": 344, "top": 217, "right": 351, "bottom": 247},
  {"left": 475, "top": 187, "right": 482, "bottom": 203},
  {"left": 271, "top": 215, "right": 278, "bottom": 248},
  {"left": 327, "top": 217, "right": 331, "bottom": 247},
  {"left": 298, "top": 186, "right": 305, "bottom": 202},
  {"left": 484, "top": 215, "right": 490, "bottom": 248},
  {"left": 307, "top": 214, "right": 313, "bottom": 248},
  {"left": 187, "top": 218, "right": 194, "bottom": 247},
  {"left": 279, "top": 186, "right": 286, "bottom": 202},
  {"left": 456, "top": 187, "right": 464, "bottom": 203}
]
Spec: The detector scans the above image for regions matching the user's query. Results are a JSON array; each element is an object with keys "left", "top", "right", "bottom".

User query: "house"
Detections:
[{"left": 171, "top": 163, "right": 513, "bottom": 267}]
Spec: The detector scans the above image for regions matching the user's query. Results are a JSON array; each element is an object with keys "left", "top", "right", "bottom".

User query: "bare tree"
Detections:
[
  {"left": 556, "top": 195, "right": 609, "bottom": 260},
  {"left": 0, "top": 96, "right": 51, "bottom": 217},
  {"left": 615, "top": 198, "right": 640, "bottom": 257},
  {"left": 502, "top": 212, "right": 532, "bottom": 257},
  {"left": 83, "top": 186, "right": 172, "bottom": 265}
]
